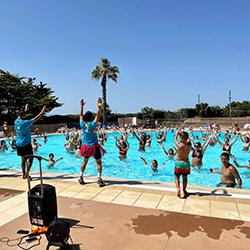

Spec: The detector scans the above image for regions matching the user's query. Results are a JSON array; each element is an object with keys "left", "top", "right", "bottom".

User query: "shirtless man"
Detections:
[
  {"left": 210, "top": 152, "right": 242, "bottom": 188},
  {"left": 174, "top": 127, "right": 192, "bottom": 198}
]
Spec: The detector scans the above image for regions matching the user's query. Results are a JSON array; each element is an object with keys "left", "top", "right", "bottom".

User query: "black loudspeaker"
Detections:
[
  {"left": 28, "top": 184, "right": 57, "bottom": 226},
  {"left": 45, "top": 218, "right": 70, "bottom": 249}
]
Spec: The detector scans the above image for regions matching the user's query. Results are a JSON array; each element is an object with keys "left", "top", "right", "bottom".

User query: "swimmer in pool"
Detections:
[
  {"left": 115, "top": 137, "right": 129, "bottom": 159},
  {"left": 32, "top": 138, "right": 41, "bottom": 153},
  {"left": 210, "top": 152, "right": 242, "bottom": 188},
  {"left": 161, "top": 144, "right": 177, "bottom": 159},
  {"left": 240, "top": 134, "right": 250, "bottom": 151},
  {"left": 42, "top": 153, "right": 63, "bottom": 167},
  {"left": 217, "top": 133, "right": 239, "bottom": 154},
  {"left": 140, "top": 157, "right": 158, "bottom": 173}
]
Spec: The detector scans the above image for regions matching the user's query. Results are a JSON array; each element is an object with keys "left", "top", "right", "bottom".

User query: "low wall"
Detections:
[
  {"left": 4, "top": 123, "right": 66, "bottom": 136},
  {"left": 184, "top": 117, "right": 250, "bottom": 128}
]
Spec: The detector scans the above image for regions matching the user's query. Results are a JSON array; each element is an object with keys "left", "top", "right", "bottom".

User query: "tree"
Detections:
[
  {"left": 0, "top": 69, "right": 62, "bottom": 123},
  {"left": 91, "top": 58, "right": 119, "bottom": 126},
  {"left": 152, "top": 110, "right": 165, "bottom": 119},
  {"left": 224, "top": 101, "right": 250, "bottom": 117},
  {"left": 141, "top": 106, "right": 154, "bottom": 119},
  {"left": 207, "top": 106, "right": 224, "bottom": 117},
  {"left": 195, "top": 103, "right": 209, "bottom": 117}
]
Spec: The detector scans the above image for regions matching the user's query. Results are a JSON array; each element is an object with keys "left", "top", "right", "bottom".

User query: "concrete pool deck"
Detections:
[
  {"left": 1, "top": 169, "right": 250, "bottom": 224},
  {"left": 1, "top": 170, "right": 250, "bottom": 249},
  {"left": 0, "top": 195, "right": 250, "bottom": 250}
]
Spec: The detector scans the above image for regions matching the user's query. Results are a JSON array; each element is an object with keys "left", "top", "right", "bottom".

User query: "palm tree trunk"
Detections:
[{"left": 101, "top": 74, "right": 107, "bottom": 126}]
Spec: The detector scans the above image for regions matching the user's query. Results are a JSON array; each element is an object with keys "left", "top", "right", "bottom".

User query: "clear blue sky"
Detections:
[{"left": 1, "top": 0, "right": 249, "bottom": 115}]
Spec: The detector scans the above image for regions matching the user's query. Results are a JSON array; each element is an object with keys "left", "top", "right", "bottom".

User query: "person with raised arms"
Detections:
[
  {"left": 161, "top": 144, "right": 177, "bottom": 160},
  {"left": 14, "top": 104, "right": 46, "bottom": 180},
  {"left": 216, "top": 133, "right": 239, "bottom": 154},
  {"left": 78, "top": 98, "right": 106, "bottom": 187},
  {"left": 42, "top": 153, "right": 63, "bottom": 168}
]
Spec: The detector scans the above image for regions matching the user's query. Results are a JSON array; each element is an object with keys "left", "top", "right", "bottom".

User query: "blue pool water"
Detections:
[{"left": 1, "top": 132, "right": 250, "bottom": 189}]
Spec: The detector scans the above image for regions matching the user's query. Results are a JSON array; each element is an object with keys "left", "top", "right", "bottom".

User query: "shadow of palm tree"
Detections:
[{"left": 129, "top": 212, "right": 249, "bottom": 240}]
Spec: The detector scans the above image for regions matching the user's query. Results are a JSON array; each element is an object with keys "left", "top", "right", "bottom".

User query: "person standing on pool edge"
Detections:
[
  {"left": 14, "top": 104, "right": 46, "bottom": 180},
  {"left": 174, "top": 126, "right": 192, "bottom": 198},
  {"left": 79, "top": 98, "right": 106, "bottom": 187}
]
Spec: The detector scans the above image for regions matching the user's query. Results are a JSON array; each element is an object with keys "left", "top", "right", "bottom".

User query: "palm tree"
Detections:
[{"left": 91, "top": 58, "right": 119, "bottom": 126}]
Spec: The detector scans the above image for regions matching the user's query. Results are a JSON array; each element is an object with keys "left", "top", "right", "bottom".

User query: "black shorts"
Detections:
[
  {"left": 216, "top": 182, "right": 236, "bottom": 188},
  {"left": 93, "top": 146, "right": 102, "bottom": 160},
  {"left": 16, "top": 144, "right": 33, "bottom": 157}
]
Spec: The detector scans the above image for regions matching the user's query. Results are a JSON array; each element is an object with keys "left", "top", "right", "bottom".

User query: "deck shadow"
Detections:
[
  {"left": 104, "top": 179, "right": 160, "bottom": 186},
  {"left": 129, "top": 211, "right": 249, "bottom": 240},
  {"left": 182, "top": 188, "right": 232, "bottom": 199}
]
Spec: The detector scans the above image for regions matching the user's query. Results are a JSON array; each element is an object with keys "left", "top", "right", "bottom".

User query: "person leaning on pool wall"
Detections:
[
  {"left": 14, "top": 104, "right": 46, "bottom": 180},
  {"left": 210, "top": 152, "right": 242, "bottom": 188}
]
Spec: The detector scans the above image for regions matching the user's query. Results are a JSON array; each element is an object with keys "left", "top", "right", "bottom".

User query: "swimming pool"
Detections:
[{"left": 1, "top": 132, "right": 250, "bottom": 189}]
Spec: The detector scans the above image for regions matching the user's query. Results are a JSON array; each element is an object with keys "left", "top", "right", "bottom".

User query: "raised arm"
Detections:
[
  {"left": 115, "top": 138, "right": 120, "bottom": 148},
  {"left": 201, "top": 135, "right": 212, "bottom": 154},
  {"left": 162, "top": 128, "right": 167, "bottom": 140},
  {"left": 55, "top": 157, "right": 63, "bottom": 163},
  {"left": 216, "top": 134, "right": 223, "bottom": 146},
  {"left": 172, "top": 144, "right": 178, "bottom": 155},
  {"left": 133, "top": 131, "right": 140, "bottom": 141},
  {"left": 33, "top": 106, "right": 46, "bottom": 122},
  {"left": 174, "top": 127, "right": 182, "bottom": 148},
  {"left": 79, "top": 99, "right": 86, "bottom": 121},
  {"left": 231, "top": 155, "right": 240, "bottom": 167},
  {"left": 240, "top": 135, "right": 245, "bottom": 143},
  {"left": 140, "top": 157, "right": 148, "bottom": 166},
  {"left": 230, "top": 134, "right": 239, "bottom": 147},
  {"left": 94, "top": 98, "right": 102, "bottom": 123},
  {"left": 161, "top": 144, "right": 169, "bottom": 156}
]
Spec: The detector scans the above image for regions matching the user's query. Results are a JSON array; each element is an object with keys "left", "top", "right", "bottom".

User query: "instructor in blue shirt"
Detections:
[{"left": 14, "top": 104, "right": 46, "bottom": 180}]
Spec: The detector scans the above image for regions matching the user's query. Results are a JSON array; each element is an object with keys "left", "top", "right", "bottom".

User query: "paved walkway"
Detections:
[
  {"left": 0, "top": 170, "right": 250, "bottom": 228},
  {"left": 1, "top": 196, "right": 250, "bottom": 250}
]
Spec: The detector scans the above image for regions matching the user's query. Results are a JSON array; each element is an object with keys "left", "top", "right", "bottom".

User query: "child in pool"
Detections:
[
  {"left": 140, "top": 157, "right": 158, "bottom": 172},
  {"left": 42, "top": 153, "right": 63, "bottom": 167},
  {"left": 161, "top": 144, "right": 177, "bottom": 159}
]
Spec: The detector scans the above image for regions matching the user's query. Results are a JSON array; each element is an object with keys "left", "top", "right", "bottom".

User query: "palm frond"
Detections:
[{"left": 91, "top": 66, "right": 102, "bottom": 80}]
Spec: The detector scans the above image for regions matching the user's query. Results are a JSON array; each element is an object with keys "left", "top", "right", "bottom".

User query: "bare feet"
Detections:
[
  {"left": 177, "top": 189, "right": 181, "bottom": 198},
  {"left": 24, "top": 174, "right": 32, "bottom": 181}
]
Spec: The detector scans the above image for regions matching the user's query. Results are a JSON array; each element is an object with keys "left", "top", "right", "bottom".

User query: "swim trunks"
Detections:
[{"left": 174, "top": 161, "right": 190, "bottom": 176}]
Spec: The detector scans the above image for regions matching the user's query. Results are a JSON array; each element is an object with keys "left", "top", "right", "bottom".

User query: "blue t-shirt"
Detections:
[
  {"left": 80, "top": 120, "right": 98, "bottom": 146},
  {"left": 14, "top": 118, "right": 34, "bottom": 147}
]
